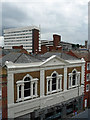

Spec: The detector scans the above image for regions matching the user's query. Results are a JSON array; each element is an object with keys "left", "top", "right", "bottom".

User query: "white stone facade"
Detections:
[{"left": 5, "top": 55, "right": 85, "bottom": 118}]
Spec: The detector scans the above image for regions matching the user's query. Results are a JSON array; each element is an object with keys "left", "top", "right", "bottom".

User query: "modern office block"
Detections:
[{"left": 4, "top": 26, "right": 41, "bottom": 53}]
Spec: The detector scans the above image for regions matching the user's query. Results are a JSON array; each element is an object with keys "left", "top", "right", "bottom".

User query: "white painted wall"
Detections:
[{"left": 6, "top": 56, "right": 85, "bottom": 118}]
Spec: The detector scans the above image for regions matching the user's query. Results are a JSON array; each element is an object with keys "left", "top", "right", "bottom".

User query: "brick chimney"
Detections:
[{"left": 53, "top": 34, "right": 61, "bottom": 47}]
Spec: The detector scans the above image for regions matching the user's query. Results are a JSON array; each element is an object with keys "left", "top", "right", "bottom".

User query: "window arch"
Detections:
[
  {"left": 72, "top": 70, "right": 76, "bottom": 86},
  {"left": 68, "top": 69, "right": 80, "bottom": 89},
  {"left": 46, "top": 71, "right": 62, "bottom": 95},
  {"left": 24, "top": 76, "right": 31, "bottom": 97},
  {"left": 52, "top": 72, "right": 57, "bottom": 91},
  {"left": 16, "top": 74, "right": 38, "bottom": 102}
]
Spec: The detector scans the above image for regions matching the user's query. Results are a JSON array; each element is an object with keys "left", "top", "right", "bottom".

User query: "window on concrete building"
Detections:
[
  {"left": 68, "top": 69, "right": 80, "bottom": 89},
  {"left": 16, "top": 74, "right": 38, "bottom": 102},
  {"left": 46, "top": 71, "right": 62, "bottom": 95}
]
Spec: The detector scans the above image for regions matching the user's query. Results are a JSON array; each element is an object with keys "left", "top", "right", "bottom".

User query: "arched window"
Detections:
[
  {"left": 52, "top": 73, "right": 57, "bottom": 91},
  {"left": 68, "top": 69, "right": 80, "bottom": 89},
  {"left": 72, "top": 71, "right": 76, "bottom": 86},
  {"left": 24, "top": 77, "right": 31, "bottom": 97},
  {"left": 46, "top": 71, "right": 62, "bottom": 95},
  {"left": 16, "top": 74, "right": 39, "bottom": 102}
]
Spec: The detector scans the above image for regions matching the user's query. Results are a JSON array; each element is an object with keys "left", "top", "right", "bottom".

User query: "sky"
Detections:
[{"left": 0, "top": 0, "right": 89, "bottom": 46}]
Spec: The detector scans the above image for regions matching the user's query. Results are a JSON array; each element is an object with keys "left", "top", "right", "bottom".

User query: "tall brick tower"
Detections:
[{"left": 32, "top": 29, "right": 39, "bottom": 54}]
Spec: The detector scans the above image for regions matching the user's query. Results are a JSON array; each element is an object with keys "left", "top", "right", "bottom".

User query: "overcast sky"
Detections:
[{"left": 1, "top": 0, "right": 89, "bottom": 46}]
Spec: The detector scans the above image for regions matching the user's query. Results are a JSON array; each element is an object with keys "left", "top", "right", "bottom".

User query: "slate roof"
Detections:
[
  {"left": 0, "top": 48, "right": 29, "bottom": 57},
  {"left": 34, "top": 52, "right": 79, "bottom": 61},
  {"left": 66, "top": 50, "right": 89, "bottom": 61},
  {"left": 0, "top": 51, "right": 80, "bottom": 67},
  {"left": 0, "top": 52, "right": 41, "bottom": 67}
]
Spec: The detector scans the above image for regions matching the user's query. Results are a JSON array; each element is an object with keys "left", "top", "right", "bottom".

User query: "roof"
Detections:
[
  {"left": 66, "top": 50, "right": 89, "bottom": 61},
  {"left": 5, "top": 55, "right": 85, "bottom": 69},
  {"left": 4, "top": 26, "right": 40, "bottom": 32},
  {"left": 0, "top": 52, "right": 41, "bottom": 67},
  {"left": 34, "top": 52, "right": 79, "bottom": 61}
]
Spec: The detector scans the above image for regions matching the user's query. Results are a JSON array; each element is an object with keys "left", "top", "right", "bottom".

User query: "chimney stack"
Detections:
[{"left": 53, "top": 34, "right": 61, "bottom": 47}]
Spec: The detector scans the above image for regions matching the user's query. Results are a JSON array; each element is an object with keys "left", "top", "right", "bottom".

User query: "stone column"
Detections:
[
  {"left": 7, "top": 73, "right": 14, "bottom": 104},
  {"left": 56, "top": 78, "right": 58, "bottom": 90},
  {"left": 7, "top": 73, "right": 14, "bottom": 118},
  {"left": 40, "top": 69, "right": 45, "bottom": 97},
  {"left": 46, "top": 79, "right": 48, "bottom": 94},
  {"left": 64, "top": 67, "right": 67, "bottom": 91},
  {"left": 31, "top": 82, "right": 33, "bottom": 97},
  {"left": 60, "top": 77, "right": 62, "bottom": 90},
  {"left": 21, "top": 83, "right": 24, "bottom": 101},
  {"left": 50, "top": 79, "right": 52, "bottom": 92},
  {"left": 17, "top": 84, "right": 19, "bottom": 101}
]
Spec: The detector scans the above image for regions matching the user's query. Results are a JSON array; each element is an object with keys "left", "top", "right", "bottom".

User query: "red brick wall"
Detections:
[
  {"left": 12, "top": 45, "right": 23, "bottom": 49},
  {"left": 41, "top": 45, "right": 47, "bottom": 54},
  {"left": 83, "top": 61, "right": 90, "bottom": 108},
  {"left": 1, "top": 75, "right": 7, "bottom": 119},
  {"left": 33, "top": 29, "right": 39, "bottom": 54}
]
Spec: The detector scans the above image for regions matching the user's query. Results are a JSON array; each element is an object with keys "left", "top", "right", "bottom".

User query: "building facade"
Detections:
[
  {"left": 66, "top": 50, "right": 90, "bottom": 108},
  {"left": 3, "top": 26, "right": 41, "bottom": 53},
  {"left": 84, "top": 60, "right": 90, "bottom": 108},
  {"left": 2, "top": 55, "right": 85, "bottom": 119},
  {"left": 41, "top": 34, "right": 78, "bottom": 54}
]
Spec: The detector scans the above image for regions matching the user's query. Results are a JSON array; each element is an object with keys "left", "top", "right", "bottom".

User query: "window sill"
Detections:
[
  {"left": 68, "top": 85, "right": 80, "bottom": 89},
  {"left": 86, "top": 90, "right": 89, "bottom": 92},
  {"left": 86, "top": 80, "right": 90, "bottom": 82},
  {"left": 16, "top": 95, "right": 38, "bottom": 102},
  {"left": 47, "top": 89, "right": 62, "bottom": 95}
]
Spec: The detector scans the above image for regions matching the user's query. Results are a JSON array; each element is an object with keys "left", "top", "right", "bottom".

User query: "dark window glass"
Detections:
[
  {"left": 19, "top": 85, "right": 21, "bottom": 98},
  {"left": 52, "top": 73, "right": 56, "bottom": 91},
  {"left": 58, "top": 78, "right": 60, "bottom": 89},
  {"left": 24, "top": 77, "right": 31, "bottom": 97},
  {"left": 33, "top": 83, "right": 35, "bottom": 95},
  {"left": 48, "top": 80, "right": 50, "bottom": 92},
  {"left": 72, "top": 71, "right": 76, "bottom": 86}
]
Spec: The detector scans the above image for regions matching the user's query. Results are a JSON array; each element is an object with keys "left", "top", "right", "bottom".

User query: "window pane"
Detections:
[
  {"left": 24, "top": 82, "right": 30, "bottom": 89},
  {"left": 69, "top": 77, "right": 71, "bottom": 87},
  {"left": 24, "top": 77, "right": 30, "bottom": 81},
  {"left": 24, "top": 89, "right": 30, "bottom": 97},
  {"left": 72, "top": 71, "right": 76, "bottom": 86},
  {"left": 48, "top": 80, "right": 50, "bottom": 92},
  {"left": 33, "top": 83, "right": 35, "bottom": 95},
  {"left": 87, "top": 74, "right": 90, "bottom": 81},
  {"left": 52, "top": 73, "right": 56, "bottom": 91},
  {"left": 19, "top": 85, "right": 21, "bottom": 98},
  {"left": 24, "top": 77, "right": 31, "bottom": 97},
  {"left": 58, "top": 79, "right": 60, "bottom": 89}
]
